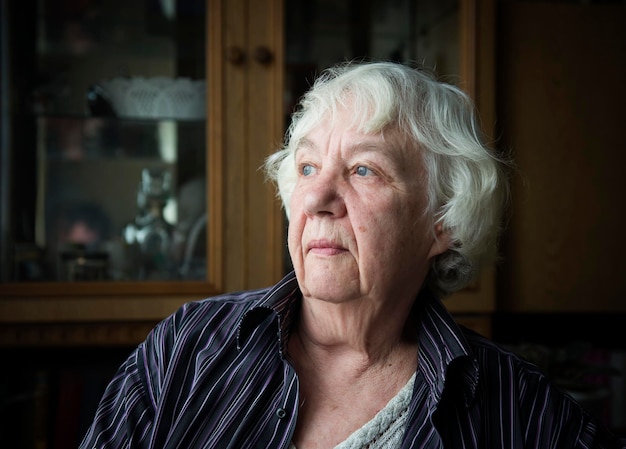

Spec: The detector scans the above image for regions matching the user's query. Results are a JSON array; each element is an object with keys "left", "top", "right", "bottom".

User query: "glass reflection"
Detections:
[{"left": 3, "top": 0, "right": 207, "bottom": 282}]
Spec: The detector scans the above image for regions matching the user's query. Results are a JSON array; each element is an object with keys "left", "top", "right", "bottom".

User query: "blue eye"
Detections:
[
  {"left": 301, "top": 164, "right": 314, "bottom": 176},
  {"left": 355, "top": 166, "right": 373, "bottom": 176}
]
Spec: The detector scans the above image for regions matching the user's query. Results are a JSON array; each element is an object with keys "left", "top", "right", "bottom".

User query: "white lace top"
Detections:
[{"left": 289, "top": 373, "right": 415, "bottom": 449}]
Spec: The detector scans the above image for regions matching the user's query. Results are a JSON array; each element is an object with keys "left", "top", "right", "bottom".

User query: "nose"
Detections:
[{"left": 302, "top": 170, "right": 347, "bottom": 218}]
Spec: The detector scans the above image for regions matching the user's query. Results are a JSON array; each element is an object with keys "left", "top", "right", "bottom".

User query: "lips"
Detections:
[{"left": 306, "top": 239, "right": 347, "bottom": 256}]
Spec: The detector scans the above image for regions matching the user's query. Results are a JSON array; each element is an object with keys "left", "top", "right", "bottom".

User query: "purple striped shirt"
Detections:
[{"left": 79, "top": 271, "right": 625, "bottom": 448}]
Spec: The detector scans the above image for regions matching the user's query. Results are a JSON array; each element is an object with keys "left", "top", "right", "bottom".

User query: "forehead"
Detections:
[
  {"left": 298, "top": 112, "right": 419, "bottom": 163},
  {"left": 299, "top": 99, "right": 395, "bottom": 144},
  {"left": 298, "top": 126, "right": 396, "bottom": 158}
]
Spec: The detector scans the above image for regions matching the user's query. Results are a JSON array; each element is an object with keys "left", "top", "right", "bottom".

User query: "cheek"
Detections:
[
  {"left": 286, "top": 203, "right": 307, "bottom": 255},
  {"left": 348, "top": 193, "right": 401, "bottom": 238},
  {"left": 374, "top": 194, "right": 420, "bottom": 230},
  {"left": 287, "top": 216, "right": 301, "bottom": 246},
  {"left": 372, "top": 199, "right": 430, "bottom": 249}
]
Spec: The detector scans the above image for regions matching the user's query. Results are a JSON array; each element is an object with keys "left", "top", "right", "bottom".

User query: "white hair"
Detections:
[{"left": 264, "top": 61, "right": 509, "bottom": 296}]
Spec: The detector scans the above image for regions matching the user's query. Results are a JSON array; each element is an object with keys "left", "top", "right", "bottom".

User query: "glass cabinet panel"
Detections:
[
  {"left": 285, "top": 0, "right": 460, "bottom": 117},
  {"left": 2, "top": 0, "right": 207, "bottom": 282}
]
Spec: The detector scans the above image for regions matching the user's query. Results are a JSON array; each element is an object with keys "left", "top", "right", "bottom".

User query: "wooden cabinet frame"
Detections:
[{"left": 447, "top": 0, "right": 496, "bottom": 313}]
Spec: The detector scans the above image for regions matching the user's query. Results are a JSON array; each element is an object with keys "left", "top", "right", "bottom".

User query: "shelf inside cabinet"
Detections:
[{"left": 6, "top": 115, "right": 209, "bottom": 285}]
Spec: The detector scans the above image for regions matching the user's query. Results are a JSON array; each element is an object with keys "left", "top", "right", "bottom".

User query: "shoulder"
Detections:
[
  {"left": 461, "top": 327, "right": 560, "bottom": 396},
  {"left": 462, "top": 327, "right": 541, "bottom": 371},
  {"left": 461, "top": 328, "right": 596, "bottom": 426},
  {"left": 442, "top": 328, "right": 626, "bottom": 448},
  {"left": 141, "top": 287, "right": 272, "bottom": 367},
  {"left": 173, "top": 287, "right": 272, "bottom": 331},
  {"left": 169, "top": 287, "right": 270, "bottom": 334}
]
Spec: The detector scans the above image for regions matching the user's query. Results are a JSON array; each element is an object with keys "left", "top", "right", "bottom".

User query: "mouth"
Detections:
[{"left": 306, "top": 239, "right": 347, "bottom": 256}]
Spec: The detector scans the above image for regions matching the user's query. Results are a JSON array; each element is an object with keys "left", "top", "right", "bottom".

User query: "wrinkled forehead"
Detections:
[
  {"left": 291, "top": 100, "right": 420, "bottom": 175},
  {"left": 290, "top": 90, "right": 399, "bottom": 148}
]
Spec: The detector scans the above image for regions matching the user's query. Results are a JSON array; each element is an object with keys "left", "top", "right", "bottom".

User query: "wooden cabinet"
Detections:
[{"left": 0, "top": 0, "right": 496, "bottom": 347}]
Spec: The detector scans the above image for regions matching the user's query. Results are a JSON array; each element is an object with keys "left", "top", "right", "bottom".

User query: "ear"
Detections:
[{"left": 427, "top": 222, "right": 451, "bottom": 259}]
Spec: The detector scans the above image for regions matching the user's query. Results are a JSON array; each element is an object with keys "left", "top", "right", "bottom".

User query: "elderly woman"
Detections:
[{"left": 80, "top": 62, "right": 624, "bottom": 449}]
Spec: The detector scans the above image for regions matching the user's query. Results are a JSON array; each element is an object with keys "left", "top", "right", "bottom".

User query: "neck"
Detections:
[
  {"left": 303, "top": 292, "right": 417, "bottom": 345},
  {"left": 289, "top": 295, "right": 419, "bottom": 378}
]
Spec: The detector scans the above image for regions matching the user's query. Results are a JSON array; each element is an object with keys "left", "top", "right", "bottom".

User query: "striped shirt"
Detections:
[{"left": 79, "top": 271, "right": 626, "bottom": 448}]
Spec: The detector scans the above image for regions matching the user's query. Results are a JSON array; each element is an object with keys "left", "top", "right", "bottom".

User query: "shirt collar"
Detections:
[
  {"left": 238, "top": 271, "right": 479, "bottom": 406},
  {"left": 417, "top": 288, "right": 479, "bottom": 408},
  {"left": 237, "top": 271, "right": 301, "bottom": 356}
]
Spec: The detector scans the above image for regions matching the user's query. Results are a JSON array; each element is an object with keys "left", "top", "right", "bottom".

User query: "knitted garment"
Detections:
[{"left": 290, "top": 373, "right": 416, "bottom": 449}]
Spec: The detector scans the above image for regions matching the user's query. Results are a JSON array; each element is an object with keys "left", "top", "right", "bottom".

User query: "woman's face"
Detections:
[{"left": 287, "top": 105, "right": 449, "bottom": 304}]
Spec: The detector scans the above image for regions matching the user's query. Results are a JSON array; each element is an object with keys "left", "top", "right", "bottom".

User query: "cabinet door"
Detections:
[
  {"left": 496, "top": 1, "right": 626, "bottom": 312},
  {"left": 210, "top": 0, "right": 285, "bottom": 293},
  {"left": 2, "top": 0, "right": 213, "bottom": 285},
  {"left": 2, "top": 0, "right": 212, "bottom": 288}
]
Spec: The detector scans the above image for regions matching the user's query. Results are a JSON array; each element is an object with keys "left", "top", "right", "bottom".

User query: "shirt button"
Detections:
[{"left": 276, "top": 408, "right": 287, "bottom": 419}]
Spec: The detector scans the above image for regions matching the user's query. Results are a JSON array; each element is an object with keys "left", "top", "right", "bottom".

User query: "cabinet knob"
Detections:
[
  {"left": 226, "top": 46, "right": 246, "bottom": 65},
  {"left": 253, "top": 46, "right": 273, "bottom": 65}
]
